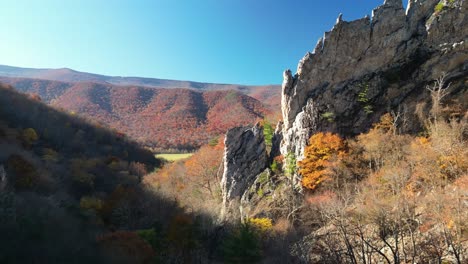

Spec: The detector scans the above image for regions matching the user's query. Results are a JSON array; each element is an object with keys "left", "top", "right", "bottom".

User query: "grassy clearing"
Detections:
[{"left": 155, "top": 153, "right": 193, "bottom": 161}]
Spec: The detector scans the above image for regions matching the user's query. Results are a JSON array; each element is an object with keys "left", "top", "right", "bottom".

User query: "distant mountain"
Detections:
[
  {"left": 0, "top": 65, "right": 281, "bottom": 109},
  {"left": 0, "top": 77, "right": 267, "bottom": 150}
]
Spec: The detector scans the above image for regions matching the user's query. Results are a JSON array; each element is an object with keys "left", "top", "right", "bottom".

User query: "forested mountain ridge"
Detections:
[
  {"left": 0, "top": 64, "right": 279, "bottom": 91},
  {"left": 0, "top": 65, "right": 282, "bottom": 109},
  {"left": 0, "top": 77, "right": 268, "bottom": 150}
]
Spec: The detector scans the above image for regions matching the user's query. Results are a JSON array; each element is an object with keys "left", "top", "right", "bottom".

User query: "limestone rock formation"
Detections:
[
  {"left": 220, "top": 0, "right": 467, "bottom": 218},
  {"left": 269, "top": 121, "right": 283, "bottom": 161},
  {"left": 220, "top": 123, "right": 268, "bottom": 218},
  {"left": 240, "top": 169, "right": 275, "bottom": 219},
  {"left": 282, "top": 99, "right": 318, "bottom": 159},
  {"left": 281, "top": 0, "right": 468, "bottom": 159}
]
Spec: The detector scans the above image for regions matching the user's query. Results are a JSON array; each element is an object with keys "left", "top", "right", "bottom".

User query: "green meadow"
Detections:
[{"left": 155, "top": 153, "right": 193, "bottom": 161}]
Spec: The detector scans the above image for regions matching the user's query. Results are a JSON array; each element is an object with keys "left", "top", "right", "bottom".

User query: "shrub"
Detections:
[
  {"left": 247, "top": 217, "right": 273, "bottom": 234},
  {"left": 285, "top": 152, "right": 297, "bottom": 178},
  {"left": 137, "top": 228, "right": 161, "bottom": 250},
  {"left": 262, "top": 121, "right": 273, "bottom": 148},
  {"left": 80, "top": 196, "right": 103, "bottom": 211},
  {"left": 270, "top": 160, "right": 279, "bottom": 173},
  {"left": 321, "top": 111, "right": 335, "bottom": 122},
  {"left": 357, "top": 83, "right": 373, "bottom": 114},
  {"left": 208, "top": 137, "right": 219, "bottom": 147},
  {"left": 257, "top": 171, "right": 269, "bottom": 185},
  {"left": 42, "top": 148, "right": 59, "bottom": 162}
]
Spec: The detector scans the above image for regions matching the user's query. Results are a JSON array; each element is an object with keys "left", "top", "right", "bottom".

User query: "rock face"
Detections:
[
  {"left": 281, "top": 0, "right": 468, "bottom": 159},
  {"left": 220, "top": 123, "right": 268, "bottom": 218},
  {"left": 0, "top": 165, "right": 6, "bottom": 191},
  {"left": 269, "top": 121, "right": 283, "bottom": 162}
]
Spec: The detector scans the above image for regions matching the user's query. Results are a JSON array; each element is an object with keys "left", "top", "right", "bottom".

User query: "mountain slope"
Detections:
[
  {"left": 0, "top": 83, "right": 165, "bottom": 262},
  {"left": 0, "top": 65, "right": 281, "bottom": 109},
  {"left": 0, "top": 77, "right": 267, "bottom": 150},
  {"left": 53, "top": 86, "right": 267, "bottom": 150}
]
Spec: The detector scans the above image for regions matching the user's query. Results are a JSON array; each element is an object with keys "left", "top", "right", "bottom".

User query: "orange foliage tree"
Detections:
[
  {"left": 298, "top": 132, "right": 346, "bottom": 190},
  {"left": 184, "top": 138, "right": 224, "bottom": 197}
]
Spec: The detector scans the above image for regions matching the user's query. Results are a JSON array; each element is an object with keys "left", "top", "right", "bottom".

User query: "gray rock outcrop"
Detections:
[
  {"left": 220, "top": 123, "right": 268, "bottom": 219},
  {"left": 0, "top": 165, "right": 6, "bottom": 191},
  {"left": 281, "top": 0, "right": 468, "bottom": 159}
]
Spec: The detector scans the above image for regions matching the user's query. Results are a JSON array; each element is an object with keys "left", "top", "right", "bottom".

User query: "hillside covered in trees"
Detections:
[
  {"left": 0, "top": 77, "right": 270, "bottom": 151},
  {"left": 0, "top": 83, "right": 289, "bottom": 263},
  {"left": 0, "top": 83, "right": 183, "bottom": 263}
]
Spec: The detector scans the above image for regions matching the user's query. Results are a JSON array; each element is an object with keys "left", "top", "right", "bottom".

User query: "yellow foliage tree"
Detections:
[
  {"left": 80, "top": 196, "right": 103, "bottom": 211},
  {"left": 298, "top": 132, "right": 346, "bottom": 190},
  {"left": 22, "top": 128, "right": 39, "bottom": 145},
  {"left": 42, "top": 148, "right": 59, "bottom": 162}
]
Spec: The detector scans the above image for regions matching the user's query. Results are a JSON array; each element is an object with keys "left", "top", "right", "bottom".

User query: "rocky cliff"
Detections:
[
  {"left": 220, "top": 123, "right": 268, "bottom": 219},
  {"left": 219, "top": 0, "right": 467, "bottom": 218},
  {"left": 281, "top": 0, "right": 467, "bottom": 159}
]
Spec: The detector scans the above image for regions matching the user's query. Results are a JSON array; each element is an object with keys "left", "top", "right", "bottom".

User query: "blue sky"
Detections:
[{"left": 0, "top": 0, "right": 388, "bottom": 85}]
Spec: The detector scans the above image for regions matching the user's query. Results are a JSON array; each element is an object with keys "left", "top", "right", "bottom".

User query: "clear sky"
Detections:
[{"left": 0, "top": 0, "right": 390, "bottom": 85}]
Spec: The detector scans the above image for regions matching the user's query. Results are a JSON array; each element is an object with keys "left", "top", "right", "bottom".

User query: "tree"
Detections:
[
  {"left": 166, "top": 214, "right": 199, "bottom": 262},
  {"left": 357, "top": 114, "right": 411, "bottom": 171},
  {"left": 184, "top": 143, "right": 223, "bottom": 198},
  {"left": 97, "top": 231, "right": 155, "bottom": 264},
  {"left": 298, "top": 132, "right": 346, "bottom": 190},
  {"left": 426, "top": 73, "right": 450, "bottom": 124},
  {"left": 262, "top": 120, "right": 273, "bottom": 149},
  {"left": 284, "top": 152, "right": 296, "bottom": 178},
  {"left": 21, "top": 128, "right": 39, "bottom": 147},
  {"left": 7, "top": 154, "right": 38, "bottom": 189},
  {"left": 222, "top": 222, "right": 263, "bottom": 264},
  {"left": 129, "top": 161, "right": 148, "bottom": 182}
]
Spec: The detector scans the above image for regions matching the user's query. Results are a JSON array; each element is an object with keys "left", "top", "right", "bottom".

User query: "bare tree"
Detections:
[{"left": 426, "top": 73, "right": 451, "bottom": 124}]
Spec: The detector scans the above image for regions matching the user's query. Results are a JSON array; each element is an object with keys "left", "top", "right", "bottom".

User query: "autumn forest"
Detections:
[{"left": 0, "top": 0, "right": 467, "bottom": 263}]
